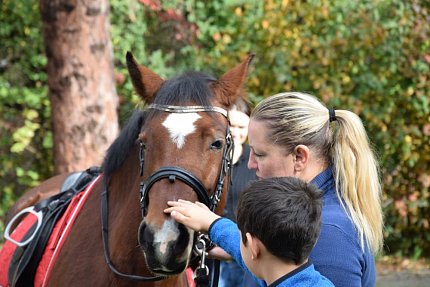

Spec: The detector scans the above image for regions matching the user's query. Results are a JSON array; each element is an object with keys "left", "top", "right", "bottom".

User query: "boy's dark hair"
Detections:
[{"left": 236, "top": 177, "right": 323, "bottom": 265}]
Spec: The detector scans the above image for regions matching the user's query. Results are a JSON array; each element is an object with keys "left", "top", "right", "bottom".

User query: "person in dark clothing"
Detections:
[{"left": 220, "top": 98, "right": 256, "bottom": 287}]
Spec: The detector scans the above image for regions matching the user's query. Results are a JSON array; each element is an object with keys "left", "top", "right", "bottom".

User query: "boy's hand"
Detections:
[{"left": 164, "top": 199, "right": 220, "bottom": 233}]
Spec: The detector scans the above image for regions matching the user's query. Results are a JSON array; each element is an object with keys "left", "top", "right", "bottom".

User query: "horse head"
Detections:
[{"left": 126, "top": 52, "right": 253, "bottom": 275}]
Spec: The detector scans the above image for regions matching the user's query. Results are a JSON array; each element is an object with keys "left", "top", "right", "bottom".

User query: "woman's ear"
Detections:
[
  {"left": 246, "top": 232, "right": 260, "bottom": 260},
  {"left": 293, "top": 144, "right": 310, "bottom": 172}
]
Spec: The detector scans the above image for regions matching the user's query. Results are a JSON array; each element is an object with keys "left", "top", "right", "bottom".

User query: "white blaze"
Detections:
[{"left": 162, "top": 113, "right": 201, "bottom": 149}]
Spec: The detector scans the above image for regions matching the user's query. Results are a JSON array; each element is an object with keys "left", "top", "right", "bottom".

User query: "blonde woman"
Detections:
[{"left": 246, "top": 92, "right": 383, "bottom": 287}]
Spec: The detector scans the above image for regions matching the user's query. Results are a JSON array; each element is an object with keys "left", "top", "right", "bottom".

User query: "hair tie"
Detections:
[{"left": 328, "top": 108, "right": 337, "bottom": 123}]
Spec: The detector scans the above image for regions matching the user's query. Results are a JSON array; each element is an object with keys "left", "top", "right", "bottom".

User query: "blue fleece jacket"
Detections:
[
  {"left": 310, "top": 167, "right": 376, "bottom": 287},
  {"left": 208, "top": 218, "right": 334, "bottom": 287}
]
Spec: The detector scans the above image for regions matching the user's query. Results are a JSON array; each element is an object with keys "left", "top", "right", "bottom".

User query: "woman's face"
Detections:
[
  {"left": 247, "top": 119, "right": 294, "bottom": 179},
  {"left": 229, "top": 109, "right": 250, "bottom": 146}
]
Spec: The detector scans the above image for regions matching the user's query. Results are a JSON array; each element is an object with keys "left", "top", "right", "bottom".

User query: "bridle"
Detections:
[
  {"left": 140, "top": 104, "right": 233, "bottom": 216},
  {"left": 101, "top": 104, "right": 233, "bottom": 283}
]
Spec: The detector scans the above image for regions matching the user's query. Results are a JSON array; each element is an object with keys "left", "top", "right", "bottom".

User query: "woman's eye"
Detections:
[
  {"left": 253, "top": 150, "right": 263, "bottom": 157},
  {"left": 210, "top": 140, "right": 223, "bottom": 150}
]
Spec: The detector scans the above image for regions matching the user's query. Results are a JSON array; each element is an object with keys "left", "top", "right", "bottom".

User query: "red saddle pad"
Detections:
[{"left": 0, "top": 175, "right": 101, "bottom": 287}]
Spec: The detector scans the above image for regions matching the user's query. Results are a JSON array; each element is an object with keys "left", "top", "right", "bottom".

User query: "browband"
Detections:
[{"left": 148, "top": 104, "right": 228, "bottom": 118}]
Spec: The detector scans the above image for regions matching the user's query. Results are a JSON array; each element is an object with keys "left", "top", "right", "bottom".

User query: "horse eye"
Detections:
[{"left": 210, "top": 140, "right": 223, "bottom": 150}]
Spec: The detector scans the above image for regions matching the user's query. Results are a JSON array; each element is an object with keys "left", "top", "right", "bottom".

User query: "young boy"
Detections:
[{"left": 164, "top": 177, "right": 334, "bottom": 287}]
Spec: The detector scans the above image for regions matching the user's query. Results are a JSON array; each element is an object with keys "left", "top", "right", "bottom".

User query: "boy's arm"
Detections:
[
  {"left": 164, "top": 199, "right": 220, "bottom": 232},
  {"left": 165, "top": 200, "right": 232, "bottom": 261},
  {"left": 164, "top": 199, "right": 244, "bottom": 264},
  {"left": 207, "top": 218, "right": 243, "bottom": 265},
  {"left": 164, "top": 200, "right": 266, "bottom": 287}
]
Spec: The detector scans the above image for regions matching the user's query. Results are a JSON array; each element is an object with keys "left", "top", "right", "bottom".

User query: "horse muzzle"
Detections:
[{"left": 138, "top": 218, "right": 194, "bottom": 275}]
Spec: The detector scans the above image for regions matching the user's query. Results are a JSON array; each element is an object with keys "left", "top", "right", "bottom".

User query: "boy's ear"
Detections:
[
  {"left": 246, "top": 232, "right": 260, "bottom": 260},
  {"left": 293, "top": 144, "right": 310, "bottom": 172}
]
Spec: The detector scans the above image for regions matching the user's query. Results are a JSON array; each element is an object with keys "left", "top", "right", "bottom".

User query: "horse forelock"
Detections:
[{"left": 146, "top": 71, "right": 218, "bottom": 120}]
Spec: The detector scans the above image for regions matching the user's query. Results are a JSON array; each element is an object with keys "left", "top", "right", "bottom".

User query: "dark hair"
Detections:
[{"left": 236, "top": 177, "right": 323, "bottom": 265}]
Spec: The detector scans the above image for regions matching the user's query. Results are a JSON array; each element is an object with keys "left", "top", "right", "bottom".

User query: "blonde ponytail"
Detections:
[{"left": 332, "top": 110, "right": 383, "bottom": 254}]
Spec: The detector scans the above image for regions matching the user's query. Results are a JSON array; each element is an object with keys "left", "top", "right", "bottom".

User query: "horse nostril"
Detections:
[
  {"left": 174, "top": 223, "right": 191, "bottom": 254},
  {"left": 138, "top": 222, "right": 152, "bottom": 248}
]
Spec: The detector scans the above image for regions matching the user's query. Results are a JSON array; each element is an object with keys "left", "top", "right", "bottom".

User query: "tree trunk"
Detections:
[{"left": 39, "top": 0, "right": 119, "bottom": 174}]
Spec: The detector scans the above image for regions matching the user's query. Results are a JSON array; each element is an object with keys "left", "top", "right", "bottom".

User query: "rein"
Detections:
[
  {"left": 101, "top": 180, "right": 166, "bottom": 282},
  {"left": 101, "top": 104, "right": 233, "bottom": 284}
]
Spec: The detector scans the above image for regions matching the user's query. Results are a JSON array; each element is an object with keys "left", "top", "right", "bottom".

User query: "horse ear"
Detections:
[
  {"left": 126, "top": 51, "right": 165, "bottom": 103},
  {"left": 215, "top": 53, "right": 255, "bottom": 106}
]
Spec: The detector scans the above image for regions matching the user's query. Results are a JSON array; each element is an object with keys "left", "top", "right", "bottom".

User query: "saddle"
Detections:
[{"left": 1, "top": 167, "right": 101, "bottom": 287}]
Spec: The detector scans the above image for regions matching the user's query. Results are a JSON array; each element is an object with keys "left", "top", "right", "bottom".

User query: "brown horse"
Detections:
[{"left": 2, "top": 52, "right": 253, "bottom": 286}]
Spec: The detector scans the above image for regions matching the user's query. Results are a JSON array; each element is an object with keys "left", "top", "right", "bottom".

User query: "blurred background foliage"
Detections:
[{"left": 0, "top": 0, "right": 429, "bottom": 258}]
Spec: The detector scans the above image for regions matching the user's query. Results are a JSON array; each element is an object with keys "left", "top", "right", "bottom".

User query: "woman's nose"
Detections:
[{"left": 248, "top": 153, "right": 257, "bottom": 169}]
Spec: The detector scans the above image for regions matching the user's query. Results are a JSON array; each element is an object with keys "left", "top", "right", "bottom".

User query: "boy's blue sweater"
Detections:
[
  {"left": 310, "top": 168, "right": 376, "bottom": 287},
  {"left": 208, "top": 218, "right": 334, "bottom": 287}
]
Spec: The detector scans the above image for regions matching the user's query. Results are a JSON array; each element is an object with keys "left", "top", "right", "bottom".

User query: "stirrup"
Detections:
[{"left": 4, "top": 207, "right": 43, "bottom": 247}]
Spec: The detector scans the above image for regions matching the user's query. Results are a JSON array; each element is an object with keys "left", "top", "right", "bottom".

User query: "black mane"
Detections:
[
  {"left": 102, "top": 71, "right": 217, "bottom": 178},
  {"left": 101, "top": 110, "right": 145, "bottom": 179}
]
